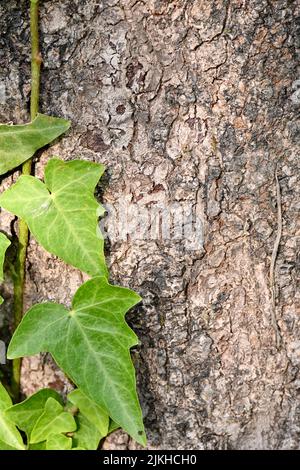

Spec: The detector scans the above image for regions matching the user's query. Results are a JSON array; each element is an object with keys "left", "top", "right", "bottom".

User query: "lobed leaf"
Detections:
[
  {"left": 30, "top": 397, "right": 76, "bottom": 444},
  {"left": 0, "top": 158, "right": 107, "bottom": 277},
  {"left": 0, "top": 382, "right": 25, "bottom": 450},
  {"left": 8, "top": 276, "right": 146, "bottom": 445},
  {"left": 0, "top": 232, "right": 10, "bottom": 304},
  {"left": 0, "top": 114, "right": 70, "bottom": 175},
  {"left": 5, "top": 388, "right": 63, "bottom": 440}
]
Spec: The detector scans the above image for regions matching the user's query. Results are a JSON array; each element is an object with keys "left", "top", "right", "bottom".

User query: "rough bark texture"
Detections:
[{"left": 0, "top": 0, "right": 300, "bottom": 450}]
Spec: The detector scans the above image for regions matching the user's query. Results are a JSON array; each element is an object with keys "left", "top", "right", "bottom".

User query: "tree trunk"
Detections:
[{"left": 0, "top": 0, "right": 299, "bottom": 450}]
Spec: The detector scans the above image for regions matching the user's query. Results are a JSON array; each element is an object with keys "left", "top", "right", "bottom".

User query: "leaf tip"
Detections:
[{"left": 137, "top": 429, "right": 147, "bottom": 447}]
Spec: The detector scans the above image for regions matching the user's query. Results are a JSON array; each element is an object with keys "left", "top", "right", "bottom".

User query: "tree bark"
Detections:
[{"left": 0, "top": 0, "right": 299, "bottom": 450}]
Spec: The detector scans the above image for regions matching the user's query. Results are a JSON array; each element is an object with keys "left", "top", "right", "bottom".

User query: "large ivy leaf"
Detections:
[
  {"left": 30, "top": 397, "right": 76, "bottom": 444},
  {"left": 0, "top": 158, "right": 107, "bottom": 277},
  {"left": 0, "top": 382, "right": 25, "bottom": 450},
  {"left": 0, "top": 114, "right": 70, "bottom": 175},
  {"left": 5, "top": 388, "right": 63, "bottom": 440},
  {"left": 8, "top": 276, "right": 146, "bottom": 445},
  {"left": 68, "top": 389, "right": 109, "bottom": 436},
  {"left": 0, "top": 232, "right": 10, "bottom": 304}
]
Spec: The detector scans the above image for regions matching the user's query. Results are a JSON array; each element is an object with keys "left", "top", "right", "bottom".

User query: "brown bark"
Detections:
[{"left": 0, "top": 0, "right": 299, "bottom": 449}]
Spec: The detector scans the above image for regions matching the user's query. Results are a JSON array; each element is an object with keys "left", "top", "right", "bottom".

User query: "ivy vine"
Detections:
[{"left": 0, "top": 0, "right": 145, "bottom": 450}]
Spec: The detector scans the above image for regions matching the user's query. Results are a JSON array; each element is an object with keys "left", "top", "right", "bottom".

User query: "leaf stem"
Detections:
[{"left": 11, "top": 0, "right": 41, "bottom": 401}]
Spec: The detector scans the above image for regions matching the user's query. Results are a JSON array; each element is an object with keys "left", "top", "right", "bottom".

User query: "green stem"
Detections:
[{"left": 11, "top": 0, "right": 41, "bottom": 401}]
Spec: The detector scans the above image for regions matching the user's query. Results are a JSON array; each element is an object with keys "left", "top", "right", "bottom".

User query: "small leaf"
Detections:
[
  {"left": 0, "top": 382, "right": 25, "bottom": 450},
  {"left": 72, "top": 413, "right": 102, "bottom": 450},
  {"left": 68, "top": 389, "right": 109, "bottom": 436},
  {"left": 5, "top": 388, "right": 63, "bottom": 440},
  {"left": 0, "top": 114, "right": 70, "bottom": 175},
  {"left": 30, "top": 397, "right": 76, "bottom": 444},
  {"left": 8, "top": 276, "right": 146, "bottom": 445},
  {"left": 0, "top": 232, "right": 10, "bottom": 304},
  {"left": 0, "top": 158, "right": 107, "bottom": 277},
  {"left": 46, "top": 434, "right": 72, "bottom": 450}
]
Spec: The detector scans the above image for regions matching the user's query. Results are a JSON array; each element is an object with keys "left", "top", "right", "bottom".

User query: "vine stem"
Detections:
[{"left": 11, "top": 0, "right": 41, "bottom": 400}]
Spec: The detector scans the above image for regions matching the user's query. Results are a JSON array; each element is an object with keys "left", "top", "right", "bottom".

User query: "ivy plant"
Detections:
[
  {"left": 0, "top": 114, "right": 70, "bottom": 176},
  {"left": 1, "top": 384, "right": 120, "bottom": 450},
  {"left": 0, "top": 0, "right": 145, "bottom": 450},
  {"left": 0, "top": 159, "right": 108, "bottom": 277},
  {"left": 7, "top": 276, "right": 145, "bottom": 444},
  {"left": 0, "top": 382, "right": 24, "bottom": 450}
]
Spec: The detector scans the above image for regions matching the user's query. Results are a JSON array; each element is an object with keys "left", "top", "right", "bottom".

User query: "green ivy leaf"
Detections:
[
  {"left": 5, "top": 388, "right": 63, "bottom": 440},
  {"left": 0, "top": 382, "right": 25, "bottom": 450},
  {"left": 30, "top": 397, "right": 76, "bottom": 444},
  {"left": 8, "top": 276, "right": 146, "bottom": 445},
  {"left": 0, "top": 158, "right": 107, "bottom": 277},
  {"left": 0, "top": 232, "right": 10, "bottom": 304},
  {"left": 67, "top": 389, "right": 110, "bottom": 450},
  {"left": 68, "top": 389, "right": 109, "bottom": 436},
  {"left": 0, "top": 114, "right": 70, "bottom": 175},
  {"left": 72, "top": 413, "right": 103, "bottom": 450},
  {"left": 46, "top": 433, "right": 72, "bottom": 450}
]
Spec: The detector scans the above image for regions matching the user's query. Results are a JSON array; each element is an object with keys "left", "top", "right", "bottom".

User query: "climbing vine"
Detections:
[{"left": 0, "top": 0, "right": 145, "bottom": 450}]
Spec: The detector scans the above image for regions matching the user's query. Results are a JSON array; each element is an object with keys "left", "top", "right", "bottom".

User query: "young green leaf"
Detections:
[
  {"left": 0, "top": 114, "right": 70, "bottom": 175},
  {"left": 5, "top": 388, "right": 63, "bottom": 440},
  {"left": 8, "top": 276, "right": 146, "bottom": 445},
  {"left": 30, "top": 397, "right": 76, "bottom": 444},
  {"left": 46, "top": 433, "right": 72, "bottom": 450},
  {"left": 72, "top": 413, "right": 103, "bottom": 450},
  {"left": 0, "top": 382, "right": 25, "bottom": 450},
  {"left": 68, "top": 389, "right": 109, "bottom": 436},
  {"left": 0, "top": 232, "right": 11, "bottom": 304},
  {"left": 0, "top": 159, "right": 107, "bottom": 277}
]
